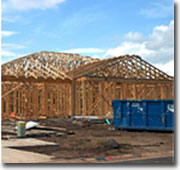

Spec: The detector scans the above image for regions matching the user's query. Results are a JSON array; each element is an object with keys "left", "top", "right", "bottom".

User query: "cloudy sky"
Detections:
[{"left": 1, "top": 0, "right": 174, "bottom": 75}]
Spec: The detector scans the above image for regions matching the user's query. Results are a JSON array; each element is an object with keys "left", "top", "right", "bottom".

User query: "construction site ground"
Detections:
[{"left": 1, "top": 118, "right": 174, "bottom": 163}]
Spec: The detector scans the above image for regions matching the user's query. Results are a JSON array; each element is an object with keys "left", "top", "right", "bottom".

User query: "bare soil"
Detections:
[{"left": 1, "top": 119, "right": 174, "bottom": 160}]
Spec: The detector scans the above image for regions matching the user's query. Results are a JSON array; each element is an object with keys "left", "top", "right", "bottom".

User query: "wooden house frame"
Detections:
[{"left": 1, "top": 51, "right": 174, "bottom": 119}]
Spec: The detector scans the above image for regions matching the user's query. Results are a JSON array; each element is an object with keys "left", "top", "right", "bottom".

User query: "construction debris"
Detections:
[
  {"left": 17, "top": 121, "right": 26, "bottom": 138},
  {"left": 96, "top": 157, "right": 105, "bottom": 161},
  {"left": 105, "top": 119, "right": 111, "bottom": 125},
  {"left": 36, "top": 125, "right": 66, "bottom": 132},
  {"left": 72, "top": 116, "right": 99, "bottom": 119},
  {"left": 104, "top": 139, "right": 120, "bottom": 149},
  {"left": 1, "top": 118, "right": 174, "bottom": 162},
  {"left": 107, "top": 156, "right": 113, "bottom": 160},
  {"left": 26, "top": 121, "right": 39, "bottom": 130}
]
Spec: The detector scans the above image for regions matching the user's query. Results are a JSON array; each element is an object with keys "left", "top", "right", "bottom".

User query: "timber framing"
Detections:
[
  {"left": 68, "top": 55, "right": 173, "bottom": 80},
  {"left": 2, "top": 51, "right": 99, "bottom": 82},
  {"left": 1, "top": 52, "right": 174, "bottom": 119}
]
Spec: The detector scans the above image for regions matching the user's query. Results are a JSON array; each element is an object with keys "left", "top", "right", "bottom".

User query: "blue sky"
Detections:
[{"left": 1, "top": 0, "right": 174, "bottom": 75}]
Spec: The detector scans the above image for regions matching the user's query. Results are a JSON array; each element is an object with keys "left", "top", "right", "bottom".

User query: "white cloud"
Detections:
[
  {"left": 104, "top": 20, "right": 174, "bottom": 75},
  {"left": 1, "top": 50, "right": 28, "bottom": 64},
  {"left": 2, "top": 16, "right": 19, "bottom": 23},
  {"left": 1, "top": 42, "right": 27, "bottom": 63},
  {"left": 1, "top": 50, "right": 18, "bottom": 57},
  {"left": 62, "top": 48, "right": 105, "bottom": 54},
  {"left": 1, "top": 31, "right": 17, "bottom": 37},
  {"left": 60, "top": 7, "right": 104, "bottom": 34},
  {"left": 105, "top": 42, "right": 153, "bottom": 57},
  {"left": 2, "top": 0, "right": 66, "bottom": 11},
  {"left": 146, "top": 20, "right": 174, "bottom": 50},
  {"left": 140, "top": 2, "right": 173, "bottom": 18},
  {"left": 124, "top": 32, "right": 144, "bottom": 42},
  {"left": 2, "top": 43, "right": 26, "bottom": 49},
  {"left": 154, "top": 60, "right": 174, "bottom": 76}
]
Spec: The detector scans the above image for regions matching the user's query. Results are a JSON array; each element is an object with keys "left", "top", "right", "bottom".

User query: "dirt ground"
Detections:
[{"left": 1, "top": 119, "right": 174, "bottom": 161}]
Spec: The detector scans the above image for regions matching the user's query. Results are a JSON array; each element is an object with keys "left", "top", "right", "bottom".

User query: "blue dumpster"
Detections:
[{"left": 112, "top": 99, "right": 174, "bottom": 131}]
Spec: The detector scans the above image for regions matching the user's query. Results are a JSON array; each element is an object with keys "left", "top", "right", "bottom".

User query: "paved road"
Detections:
[{"left": 117, "top": 156, "right": 174, "bottom": 164}]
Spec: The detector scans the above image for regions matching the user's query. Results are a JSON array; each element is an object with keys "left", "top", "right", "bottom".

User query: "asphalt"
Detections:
[{"left": 116, "top": 156, "right": 174, "bottom": 164}]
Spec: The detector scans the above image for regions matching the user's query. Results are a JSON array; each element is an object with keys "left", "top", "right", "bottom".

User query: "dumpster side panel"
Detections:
[
  {"left": 147, "top": 102, "right": 164, "bottom": 128},
  {"left": 112, "top": 100, "right": 174, "bottom": 131},
  {"left": 121, "top": 102, "right": 130, "bottom": 127},
  {"left": 112, "top": 101, "right": 122, "bottom": 127},
  {"left": 131, "top": 101, "right": 146, "bottom": 127},
  {"left": 165, "top": 102, "right": 174, "bottom": 128}
]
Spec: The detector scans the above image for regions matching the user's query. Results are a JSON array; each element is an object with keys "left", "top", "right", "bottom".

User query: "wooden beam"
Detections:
[
  {"left": 99, "top": 82, "right": 104, "bottom": 115},
  {"left": 2, "top": 75, "right": 72, "bottom": 83},
  {"left": 1, "top": 83, "right": 24, "bottom": 98},
  {"left": 42, "top": 83, "right": 48, "bottom": 115},
  {"left": 82, "top": 81, "right": 86, "bottom": 116},
  {"left": 133, "top": 83, "right": 137, "bottom": 99},
  {"left": 71, "top": 80, "right": 76, "bottom": 116},
  {"left": 78, "top": 77, "right": 173, "bottom": 84},
  {"left": 5, "top": 95, "right": 10, "bottom": 114}
]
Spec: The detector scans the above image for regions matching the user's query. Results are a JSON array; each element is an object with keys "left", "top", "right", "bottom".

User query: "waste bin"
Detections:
[
  {"left": 112, "top": 99, "right": 174, "bottom": 131},
  {"left": 17, "top": 121, "right": 26, "bottom": 137}
]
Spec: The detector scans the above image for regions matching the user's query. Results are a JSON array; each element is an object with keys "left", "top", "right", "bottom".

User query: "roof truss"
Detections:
[
  {"left": 1, "top": 52, "right": 173, "bottom": 82},
  {"left": 68, "top": 55, "right": 173, "bottom": 81},
  {"left": 1, "top": 51, "right": 99, "bottom": 82}
]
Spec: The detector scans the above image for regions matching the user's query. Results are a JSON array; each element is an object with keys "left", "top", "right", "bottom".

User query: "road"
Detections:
[{"left": 116, "top": 156, "right": 174, "bottom": 164}]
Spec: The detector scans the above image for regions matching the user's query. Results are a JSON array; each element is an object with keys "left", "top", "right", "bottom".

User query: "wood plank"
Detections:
[
  {"left": 99, "top": 82, "right": 104, "bottom": 115},
  {"left": 71, "top": 80, "right": 76, "bottom": 116},
  {"left": 82, "top": 81, "right": 86, "bottom": 116},
  {"left": 1, "top": 83, "right": 24, "bottom": 98}
]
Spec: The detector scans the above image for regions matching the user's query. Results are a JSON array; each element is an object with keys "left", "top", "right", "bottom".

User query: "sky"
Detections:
[{"left": 1, "top": 0, "right": 174, "bottom": 75}]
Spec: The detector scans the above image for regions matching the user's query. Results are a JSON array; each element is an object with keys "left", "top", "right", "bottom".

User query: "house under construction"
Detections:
[{"left": 1, "top": 51, "right": 174, "bottom": 119}]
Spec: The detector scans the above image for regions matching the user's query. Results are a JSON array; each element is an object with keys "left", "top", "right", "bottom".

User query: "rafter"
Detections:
[
  {"left": 68, "top": 55, "right": 173, "bottom": 81},
  {"left": 2, "top": 51, "right": 99, "bottom": 82}
]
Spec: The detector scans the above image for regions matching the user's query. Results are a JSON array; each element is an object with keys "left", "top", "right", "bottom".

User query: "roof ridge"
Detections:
[{"left": 68, "top": 54, "right": 173, "bottom": 80}]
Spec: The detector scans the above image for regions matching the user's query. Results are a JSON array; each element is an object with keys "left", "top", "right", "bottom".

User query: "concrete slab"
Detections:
[
  {"left": 2, "top": 138, "right": 57, "bottom": 147},
  {"left": 2, "top": 147, "right": 52, "bottom": 163},
  {"left": 1, "top": 139, "right": 57, "bottom": 163}
]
